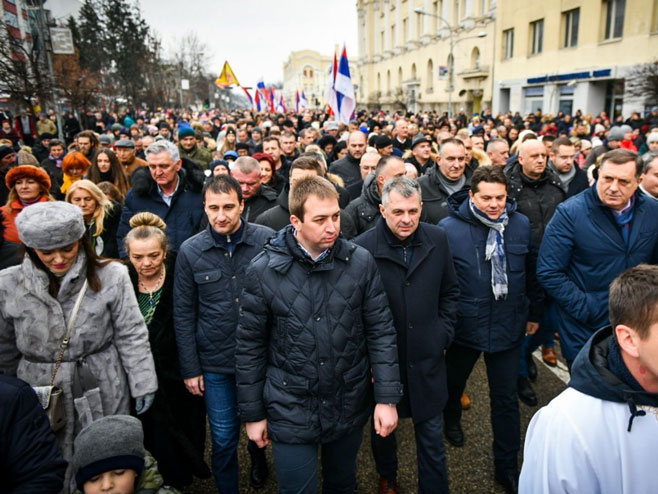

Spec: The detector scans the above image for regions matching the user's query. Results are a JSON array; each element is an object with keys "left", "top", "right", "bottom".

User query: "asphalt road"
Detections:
[{"left": 184, "top": 352, "right": 568, "bottom": 493}]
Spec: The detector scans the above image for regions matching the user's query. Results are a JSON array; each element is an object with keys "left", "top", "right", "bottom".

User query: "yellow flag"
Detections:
[{"left": 215, "top": 61, "right": 240, "bottom": 88}]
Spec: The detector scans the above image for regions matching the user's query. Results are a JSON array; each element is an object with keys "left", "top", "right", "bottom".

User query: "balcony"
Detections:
[{"left": 458, "top": 65, "right": 490, "bottom": 79}]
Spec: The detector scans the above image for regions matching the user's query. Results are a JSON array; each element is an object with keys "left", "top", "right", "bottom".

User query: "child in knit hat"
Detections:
[{"left": 72, "top": 415, "right": 179, "bottom": 494}]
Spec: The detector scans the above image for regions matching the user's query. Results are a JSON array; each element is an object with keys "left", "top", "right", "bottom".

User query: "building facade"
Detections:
[
  {"left": 282, "top": 49, "right": 359, "bottom": 110},
  {"left": 356, "top": 0, "right": 496, "bottom": 114},
  {"left": 493, "top": 0, "right": 658, "bottom": 118}
]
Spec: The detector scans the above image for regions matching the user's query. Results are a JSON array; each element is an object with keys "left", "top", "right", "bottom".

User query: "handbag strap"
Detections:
[{"left": 50, "top": 279, "right": 88, "bottom": 386}]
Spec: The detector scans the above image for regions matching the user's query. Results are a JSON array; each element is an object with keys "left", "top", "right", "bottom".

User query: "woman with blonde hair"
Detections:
[
  {"left": 124, "top": 212, "right": 209, "bottom": 488},
  {"left": 66, "top": 179, "right": 122, "bottom": 258},
  {"left": 1, "top": 165, "right": 55, "bottom": 243}
]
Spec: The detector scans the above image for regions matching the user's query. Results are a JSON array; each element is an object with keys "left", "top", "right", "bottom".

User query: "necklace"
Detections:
[{"left": 139, "top": 267, "right": 165, "bottom": 305}]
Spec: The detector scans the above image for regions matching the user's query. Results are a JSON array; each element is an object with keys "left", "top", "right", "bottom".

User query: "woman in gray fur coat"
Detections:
[{"left": 0, "top": 201, "right": 158, "bottom": 492}]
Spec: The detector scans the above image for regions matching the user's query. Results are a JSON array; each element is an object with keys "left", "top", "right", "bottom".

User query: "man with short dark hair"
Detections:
[
  {"left": 549, "top": 137, "right": 588, "bottom": 198},
  {"left": 175, "top": 175, "right": 274, "bottom": 491},
  {"left": 418, "top": 138, "right": 471, "bottom": 224},
  {"left": 355, "top": 177, "right": 459, "bottom": 494},
  {"left": 263, "top": 136, "right": 288, "bottom": 178},
  {"left": 328, "top": 131, "right": 367, "bottom": 187},
  {"left": 76, "top": 130, "right": 98, "bottom": 160},
  {"left": 538, "top": 149, "right": 658, "bottom": 368},
  {"left": 40, "top": 138, "right": 66, "bottom": 192},
  {"left": 439, "top": 166, "right": 542, "bottom": 494},
  {"left": 346, "top": 155, "right": 407, "bottom": 235},
  {"left": 520, "top": 264, "right": 658, "bottom": 493},
  {"left": 237, "top": 176, "right": 403, "bottom": 494}
]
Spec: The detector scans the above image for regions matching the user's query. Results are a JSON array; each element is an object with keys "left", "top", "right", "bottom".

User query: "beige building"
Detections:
[
  {"left": 356, "top": 0, "right": 496, "bottom": 114},
  {"left": 493, "top": 0, "right": 658, "bottom": 117},
  {"left": 283, "top": 49, "right": 358, "bottom": 109}
]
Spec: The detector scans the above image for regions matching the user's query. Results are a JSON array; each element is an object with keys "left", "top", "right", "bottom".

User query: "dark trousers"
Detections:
[
  {"left": 445, "top": 342, "right": 521, "bottom": 475},
  {"left": 272, "top": 428, "right": 363, "bottom": 494},
  {"left": 371, "top": 414, "right": 449, "bottom": 493}
]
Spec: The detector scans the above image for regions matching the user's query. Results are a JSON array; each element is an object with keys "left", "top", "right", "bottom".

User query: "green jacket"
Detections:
[{"left": 179, "top": 144, "right": 212, "bottom": 169}]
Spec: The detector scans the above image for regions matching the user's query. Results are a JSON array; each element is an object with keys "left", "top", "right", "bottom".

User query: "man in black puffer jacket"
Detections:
[{"left": 237, "top": 176, "right": 403, "bottom": 494}]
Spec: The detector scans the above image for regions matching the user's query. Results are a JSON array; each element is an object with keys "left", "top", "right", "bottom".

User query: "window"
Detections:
[
  {"left": 427, "top": 59, "right": 434, "bottom": 91},
  {"left": 603, "top": 0, "right": 625, "bottom": 39},
  {"left": 563, "top": 8, "right": 579, "bottom": 47},
  {"left": 530, "top": 19, "right": 544, "bottom": 55},
  {"left": 403, "top": 18, "right": 408, "bottom": 41},
  {"left": 471, "top": 47, "right": 481, "bottom": 69},
  {"left": 503, "top": 28, "right": 514, "bottom": 59}
]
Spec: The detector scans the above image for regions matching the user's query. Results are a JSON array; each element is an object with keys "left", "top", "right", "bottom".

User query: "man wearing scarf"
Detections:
[{"left": 439, "top": 166, "right": 542, "bottom": 494}]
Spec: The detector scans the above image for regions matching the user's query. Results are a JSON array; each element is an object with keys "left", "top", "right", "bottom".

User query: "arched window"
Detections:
[
  {"left": 386, "top": 70, "right": 391, "bottom": 93},
  {"left": 377, "top": 72, "right": 381, "bottom": 92},
  {"left": 427, "top": 59, "right": 434, "bottom": 90},
  {"left": 411, "top": 63, "right": 417, "bottom": 80},
  {"left": 471, "top": 47, "right": 481, "bottom": 69},
  {"left": 397, "top": 66, "right": 403, "bottom": 87}
]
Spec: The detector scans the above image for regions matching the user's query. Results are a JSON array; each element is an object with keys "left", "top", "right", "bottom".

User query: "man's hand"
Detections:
[
  {"left": 373, "top": 404, "right": 398, "bottom": 438},
  {"left": 246, "top": 420, "right": 270, "bottom": 448},
  {"left": 526, "top": 321, "right": 540, "bottom": 335},
  {"left": 184, "top": 375, "right": 204, "bottom": 396}
]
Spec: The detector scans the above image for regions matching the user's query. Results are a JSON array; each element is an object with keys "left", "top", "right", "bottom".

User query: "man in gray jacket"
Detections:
[{"left": 174, "top": 175, "right": 274, "bottom": 491}]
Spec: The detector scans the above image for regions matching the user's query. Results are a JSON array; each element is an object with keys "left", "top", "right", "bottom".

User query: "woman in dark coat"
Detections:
[{"left": 124, "top": 211, "right": 210, "bottom": 489}]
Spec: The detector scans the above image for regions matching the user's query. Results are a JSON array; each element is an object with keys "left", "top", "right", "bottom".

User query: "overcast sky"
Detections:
[{"left": 138, "top": 0, "right": 359, "bottom": 89}]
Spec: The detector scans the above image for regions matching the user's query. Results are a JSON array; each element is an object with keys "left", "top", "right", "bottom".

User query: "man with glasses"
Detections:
[{"left": 418, "top": 138, "right": 471, "bottom": 224}]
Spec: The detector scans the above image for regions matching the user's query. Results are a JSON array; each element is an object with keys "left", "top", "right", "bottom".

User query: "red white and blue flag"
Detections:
[
  {"left": 334, "top": 45, "right": 355, "bottom": 123},
  {"left": 299, "top": 90, "right": 309, "bottom": 111},
  {"left": 324, "top": 51, "right": 339, "bottom": 119}
]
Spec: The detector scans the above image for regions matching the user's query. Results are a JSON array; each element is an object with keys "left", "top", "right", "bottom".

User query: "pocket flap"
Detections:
[
  {"left": 506, "top": 243, "right": 529, "bottom": 255},
  {"left": 194, "top": 270, "right": 222, "bottom": 284},
  {"left": 266, "top": 367, "right": 308, "bottom": 390}
]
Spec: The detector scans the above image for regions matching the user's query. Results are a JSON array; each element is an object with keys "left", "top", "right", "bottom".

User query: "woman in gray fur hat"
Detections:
[{"left": 0, "top": 201, "right": 158, "bottom": 492}]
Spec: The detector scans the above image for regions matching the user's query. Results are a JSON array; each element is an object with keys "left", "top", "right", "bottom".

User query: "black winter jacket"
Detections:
[
  {"left": 253, "top": 184, "right": 357, "bottom": 239},
  {"left": 328, "top": 152, "right": 362, "bottom": 187},
  {"left": 345, "top": 174, "right": 381, "bottom": 235},
  {"left": 243, "top": 185, "right": 278, "bottom": 223},
  {"left": 0, "top": 374, "right": 67, "bottom": 492},
  {"left": 236, "top": 226, "right": 403, "bottom": 444},
  {"left": 174, "top": 222, "right": 274, "bottom": 378},
  {"left": 354, "top": 219, "right": 459, "bottom": 422},
  {"left": 117, "top": 158, "right": 205, "bottom": 256},
  {"left": 418, "top": 165, "right": 471, "bottom": 224},
  {"left": 504, "top": 162, "right": 566, "bottom": 249}
]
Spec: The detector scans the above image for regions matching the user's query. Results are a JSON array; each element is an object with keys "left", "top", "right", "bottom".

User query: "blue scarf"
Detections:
[
  {"left": 469, "top": 199, "right": 509, "bottom": 300},
  {"left": 611, "top": 196, "right": 635, "bottom": 244}
]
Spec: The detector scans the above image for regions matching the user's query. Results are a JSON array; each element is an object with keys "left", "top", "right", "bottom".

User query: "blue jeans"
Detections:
[
  {"left": 204, "top": 372, "right": 240, "bottom": 493},
  {"left": 372, "top": 414, "right": 449, "bottom": 493},
  {"left": 272, "top": 428, "right": 363, "bottom": 494}
]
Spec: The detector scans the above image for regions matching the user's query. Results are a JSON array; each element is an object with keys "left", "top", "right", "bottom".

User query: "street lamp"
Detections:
[{"left": 415, "top": 8, "right": 486, "bottom": 117}]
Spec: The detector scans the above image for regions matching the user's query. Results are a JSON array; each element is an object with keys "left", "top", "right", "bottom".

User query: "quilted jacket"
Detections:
[{"left": 236, "top": 225, "right": 403, "bottom": 444}]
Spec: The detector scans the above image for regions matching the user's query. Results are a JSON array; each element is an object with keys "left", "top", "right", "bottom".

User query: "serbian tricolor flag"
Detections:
[
  {"left": 334, "top": 45, "right": 355, "bottom": 123},
  {"left": 299, "top": 90, "right": 309, "bottom": 111},
  {"left": 254, "top": 89, "right": 262, "bottom": 111},
  {"left": 242, "top": 87, "right": 253, "bottom": 107},
  {"left": 324, "top": 51, "right": 339, "bottom": 118},
  {"left": 295, "top": 90, "right": 300, "bottom": 113}
]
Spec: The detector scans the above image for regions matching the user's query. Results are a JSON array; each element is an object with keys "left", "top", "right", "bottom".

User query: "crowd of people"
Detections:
[{"left": 1, "top": 103, "right": 658, "bottom": 494}]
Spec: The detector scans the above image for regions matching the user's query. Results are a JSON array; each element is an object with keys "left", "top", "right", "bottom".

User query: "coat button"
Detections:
[
  {"left": 232, "top": 275, "right": 236, "bottom": 280},
  {"left": 322, "top": 399, "right": 327, "bottom": 404},
  {"left": 235, "top": 297, "right": 239, "bottom": 303},
  {"left": 404, "top": 281, "right": 410, "bottom": 286},
  {"left": 316, "top": 316, "right": 321, "bottom": 321},
  {"left": 283, "top": 380, "right": 287, "bottom": 386},
  {"left": 409, "top": 324, "right": 413, "bottom": 329},
  {"left": 320, "top": 360, "right": 325, "bottom": 366},
  {"left": 225, "top": 252, "right": 229, "bottom": 257},
  {"left": 205, "top": 275, "right": 209, "bottom": 280}
]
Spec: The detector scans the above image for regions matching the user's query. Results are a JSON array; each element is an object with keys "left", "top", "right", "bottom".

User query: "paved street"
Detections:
[{"left": 186, "top": 352, "right": 568, "bottom": 493}]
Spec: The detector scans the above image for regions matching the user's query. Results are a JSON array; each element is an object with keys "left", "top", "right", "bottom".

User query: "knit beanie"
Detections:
[
  {"left": 73, "top": 415, "right": 146, "bottom": 489},
  {"left": 178, "top": 126, "right": 195, "bottom": 140}
]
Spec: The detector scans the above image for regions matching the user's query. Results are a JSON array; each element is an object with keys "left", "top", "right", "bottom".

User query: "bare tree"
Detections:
[
  {"left": 625, "top": 60, "right": 658, "bottom": 105},
  {"left": 0, "top": 21, "right": 51, "bottom": 113},
  {"left": 169, "top": 31, "right": 214, "bottom": 107}
]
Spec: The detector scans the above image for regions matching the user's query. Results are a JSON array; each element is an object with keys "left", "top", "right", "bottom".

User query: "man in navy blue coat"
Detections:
[
  {"left": 439, "top": 166, "right": 543, "bottom": 494},
  {"left": 355, "top": 177, "right": 459, "bottom": 494},
  {"left": 117, "top": 140, "right": 205, "bottom": 256},
  {"left": 537, "top": 149, "right": 658, "bottom": 369}
]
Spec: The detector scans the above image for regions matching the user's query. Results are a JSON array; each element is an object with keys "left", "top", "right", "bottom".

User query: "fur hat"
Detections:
[
  {"left": 73, "top": 415, "right": 146, "bottom": 489},
  {"left": 16, "top": 201, "right": 85, "bottom": 249},
  {"left": 5, "top": 165, "right": 51, "bottom": 190}
]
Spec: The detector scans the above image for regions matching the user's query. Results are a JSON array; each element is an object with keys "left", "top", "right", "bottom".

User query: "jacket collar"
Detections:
[
  {"left": 265, "top": 225, "right": 355, "bottom": 274},
  {"left": 199, "top": 221, "right": 257, "bottom": 252},
  {"left": 373, "top": 218, "right": 433, "bottom": 277},
  {"left": 585, "top": 186, "right": 647, "bottom": 247}
]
